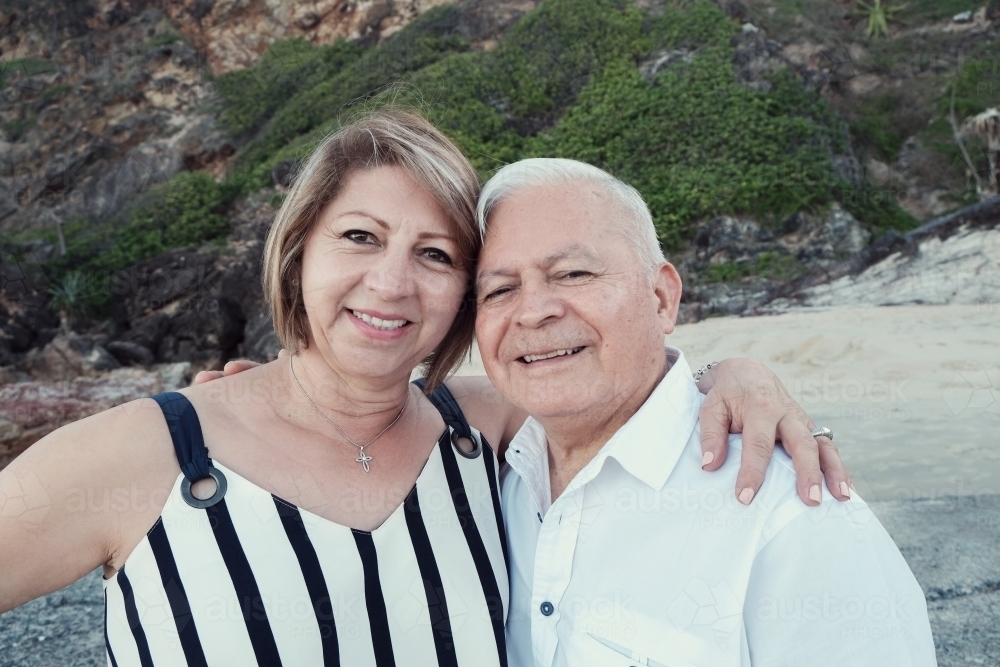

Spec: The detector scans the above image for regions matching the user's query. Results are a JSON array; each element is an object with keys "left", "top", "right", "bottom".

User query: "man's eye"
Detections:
[
  {"left": 562, "top": 271, "right": 591, "bottom": 279},
  {"left": 483, "top": 287, "right": 511, "bottom": 301},
  {"left": 422, "top": 247, "right": 453, "bottom": 265},
  {"left": 344, "top": 230, "right": 376, "bottom": 244}
]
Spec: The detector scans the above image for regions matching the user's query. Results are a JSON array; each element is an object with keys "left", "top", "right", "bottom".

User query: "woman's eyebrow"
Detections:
[{"left": 336, "top": 210, "right": 390, "bottom": 229}]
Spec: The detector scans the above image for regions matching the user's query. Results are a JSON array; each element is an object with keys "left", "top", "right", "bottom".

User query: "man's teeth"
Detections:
[
  {"left": 352, "top": 311, "right": 407, "bottom": 330},
  {"left": 522, "top": 347, "right": 583, "bottom": 363}
]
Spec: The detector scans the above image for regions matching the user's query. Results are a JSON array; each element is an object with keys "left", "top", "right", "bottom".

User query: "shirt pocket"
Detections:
[{"left": 585, "top": 631, "right": 732, "bottom": 667}]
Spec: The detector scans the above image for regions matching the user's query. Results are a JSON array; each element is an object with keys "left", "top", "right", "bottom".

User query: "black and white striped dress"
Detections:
[{"left": 104, "top": 385, "right": 509, "bottom": 667}]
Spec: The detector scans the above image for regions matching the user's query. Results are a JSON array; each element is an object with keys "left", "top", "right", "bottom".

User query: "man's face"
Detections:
[{"left": 475, "top": 182, "right": 682, "bottom": 421}]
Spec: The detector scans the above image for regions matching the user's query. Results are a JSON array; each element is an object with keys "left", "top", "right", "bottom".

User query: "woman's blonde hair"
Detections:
[{"left": 262, "top": 108, "right": 481, "bottom": 391}]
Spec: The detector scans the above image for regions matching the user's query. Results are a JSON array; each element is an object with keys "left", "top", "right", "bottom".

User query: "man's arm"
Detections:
[{"left": 742, "top": 498, "right": 937, "bottom": 665}]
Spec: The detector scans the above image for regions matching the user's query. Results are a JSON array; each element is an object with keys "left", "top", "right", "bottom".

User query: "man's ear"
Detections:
[{"left": 653, "top": 262, "right": 683, "bottom": 335}]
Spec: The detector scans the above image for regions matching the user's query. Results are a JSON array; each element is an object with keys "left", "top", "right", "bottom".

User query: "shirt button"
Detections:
[{"left": 540, "top": 601, "right": 554, "bottom": 616}]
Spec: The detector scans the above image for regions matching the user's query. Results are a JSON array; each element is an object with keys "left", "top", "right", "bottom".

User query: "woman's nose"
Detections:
[{"left": 364, "top": 252, "right": 415, "bottom": 300}]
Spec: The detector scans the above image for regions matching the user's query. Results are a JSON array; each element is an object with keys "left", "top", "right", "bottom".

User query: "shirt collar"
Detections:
[{"left": 505, "top": 347, "right": 703, "bottom": 508}]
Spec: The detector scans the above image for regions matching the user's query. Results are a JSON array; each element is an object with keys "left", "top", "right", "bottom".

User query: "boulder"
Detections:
[
  {"left": 105, "top": 340, "right": 155, "bottom": 366},
  {"left": 0, "top": 368, "right": 163, "bottom": 468},
  {"left": 22, "top": 334, "right": 120, "bottom": 382}
]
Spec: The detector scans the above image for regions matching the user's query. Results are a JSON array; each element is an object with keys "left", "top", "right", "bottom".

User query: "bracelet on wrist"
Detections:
[{"left": 694, "top": 361, "right": 720, "bottom": 384}]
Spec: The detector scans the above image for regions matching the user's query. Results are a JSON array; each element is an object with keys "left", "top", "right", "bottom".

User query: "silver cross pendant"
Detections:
[{"left": 356, "top": 448, "right": 373, "bottom": 473}]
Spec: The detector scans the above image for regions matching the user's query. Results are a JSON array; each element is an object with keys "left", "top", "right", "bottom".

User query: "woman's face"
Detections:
[{"left": 299, "top": 165, "right": 468, "bottom": 384}]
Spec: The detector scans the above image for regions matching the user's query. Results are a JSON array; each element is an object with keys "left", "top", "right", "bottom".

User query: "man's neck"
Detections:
[{"left": 542, "top": 353, "right": 671, "bottom": 501}]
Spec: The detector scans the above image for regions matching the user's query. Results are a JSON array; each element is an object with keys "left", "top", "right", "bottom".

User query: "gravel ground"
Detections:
[{"left": 1, "top": 494, "right": 997, "bottom": 666}]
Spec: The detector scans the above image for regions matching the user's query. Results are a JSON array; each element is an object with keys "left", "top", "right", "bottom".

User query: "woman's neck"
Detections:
[{"left": 282, "top": 346, "right": 413, "bottom": 438}]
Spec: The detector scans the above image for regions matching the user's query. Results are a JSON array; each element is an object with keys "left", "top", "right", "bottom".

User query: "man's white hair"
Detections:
[{"left": 476, "top": 158, "right": 666, "bottom": 272}]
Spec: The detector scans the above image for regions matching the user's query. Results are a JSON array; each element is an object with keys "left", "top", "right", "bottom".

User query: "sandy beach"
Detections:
[{"left": 456, "top": 303, "right": 1000, "bottom": 502}]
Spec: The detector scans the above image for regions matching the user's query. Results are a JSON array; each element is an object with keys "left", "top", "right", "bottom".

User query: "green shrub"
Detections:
[
  {"left": 704, "top": 251, "right": 803, "bottom": 284},
  {"left": 226, "top": 6, "right": 472, "bottom": 191},
  {"left": 526, "top": 8, "right": 841, "bottom": 247},
  {"left": 42, "top": 83, "right": 72, "bottom": 100},
  {"left": 43, "top": 172, "right": 235, "bottom": 315},
  {"left": 211, "top": 0, "right": 917, "bottom": 246},
  {"left": 1, "top": 116, "right": 36, "bottom": 141},
  {"left": 851, "top": 94, "right": 904, "bottom": 162},
  {"left": 0, "top": 58, "right": 54, "bottom": 88},
  {"left": 896, "top": 0, "right": 980, "bottom": 24}
]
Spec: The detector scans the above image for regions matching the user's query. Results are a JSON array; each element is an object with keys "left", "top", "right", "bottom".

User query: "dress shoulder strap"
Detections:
[
  {"left": 151, "top": 392, "right": 227, "bottom": 508},
  {"left": 412, "top": 379, "right": 483, "bottom": 459}
]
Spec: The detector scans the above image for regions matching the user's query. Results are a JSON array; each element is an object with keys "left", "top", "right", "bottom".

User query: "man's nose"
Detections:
[
  {"left": 364, "top": 251, "right": 415, "bottom": 300},
  {"left": 514, "top": 279, "right": 565, "bottom": 328}
]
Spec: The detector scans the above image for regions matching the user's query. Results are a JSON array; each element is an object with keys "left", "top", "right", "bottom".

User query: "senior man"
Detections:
[{"left": 473, "top": 159, "right": 936, "bottom": 667}]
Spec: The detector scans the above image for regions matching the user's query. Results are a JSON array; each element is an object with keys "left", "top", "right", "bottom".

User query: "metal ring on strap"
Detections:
[
  {"left": 451, "top": 429, "right": 483, "bottom": 459},
  {"left": 180, "top": 465, "right": 228, "bottom": 509}
]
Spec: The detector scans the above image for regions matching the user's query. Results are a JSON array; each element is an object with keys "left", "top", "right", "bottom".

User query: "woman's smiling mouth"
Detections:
[{"left": 351, "top": 309, "right": 410, "bottom": 330}]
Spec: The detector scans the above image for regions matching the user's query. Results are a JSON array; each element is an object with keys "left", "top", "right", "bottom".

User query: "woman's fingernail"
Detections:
[
  {"left": 701, "top": 451, "right": 715, "bottom": 468},
  {"left": 809, "top": 485, "right": 822, "bottom": 503},
  {"left": 839, "top": 481, "right": 851, "bottom": 498},
  {"left": 738, "top": 487, "right": 755, "bottom": 505}
]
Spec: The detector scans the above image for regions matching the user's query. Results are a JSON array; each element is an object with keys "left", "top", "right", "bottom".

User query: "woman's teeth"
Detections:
[
  {"left": 522, "top": 347, "right": 583, "bottom": 363},
  {"left": 352, "top": 311, "right": 407, "bottom": 331}
]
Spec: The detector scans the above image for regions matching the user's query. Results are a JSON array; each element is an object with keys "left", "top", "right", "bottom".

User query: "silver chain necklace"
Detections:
[{"left": 289, "top": 355, "right": 409, "bottom": 473}]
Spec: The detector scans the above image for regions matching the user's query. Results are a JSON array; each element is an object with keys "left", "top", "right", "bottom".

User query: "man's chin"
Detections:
[{"left": 506, "top": 374, "right": 609, "bottom": 420}]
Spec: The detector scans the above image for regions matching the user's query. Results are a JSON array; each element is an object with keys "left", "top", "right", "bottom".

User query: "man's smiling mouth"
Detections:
[{"left": 520, "top": 347, "right": 585, "bottom": 363}]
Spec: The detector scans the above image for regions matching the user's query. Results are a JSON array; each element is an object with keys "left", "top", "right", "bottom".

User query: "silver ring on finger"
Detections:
[{"left": 810, "top": 426, "right": 833, "bottom": 440}]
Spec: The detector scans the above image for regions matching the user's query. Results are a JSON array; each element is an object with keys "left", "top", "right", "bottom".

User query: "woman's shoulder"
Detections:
[{"left": 27, "top": 396, "right": 179, "bottom": 481}]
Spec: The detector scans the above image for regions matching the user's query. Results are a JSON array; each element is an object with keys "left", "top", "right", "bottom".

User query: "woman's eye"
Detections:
[
  {"left": 422, "top": 247, "right": 453, "bottom": 265},
  {"left": 344, "top": 230, "right": 376, "bottom": 244},
  {"left": 562, "top": 270, "right": 591, "bottom": 279}
]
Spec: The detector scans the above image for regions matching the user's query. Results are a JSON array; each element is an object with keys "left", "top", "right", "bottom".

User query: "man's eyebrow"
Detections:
[
  {"left": 476, "top": 245, "right": 602, "bottom": 289},
  {"left": 541, "top": 245, "right": 602, "bottom": 267}
]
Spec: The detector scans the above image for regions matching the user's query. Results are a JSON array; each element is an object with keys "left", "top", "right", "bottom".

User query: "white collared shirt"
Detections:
[{"left": 501, "top": 348, "right": 937, "bottom": 667}]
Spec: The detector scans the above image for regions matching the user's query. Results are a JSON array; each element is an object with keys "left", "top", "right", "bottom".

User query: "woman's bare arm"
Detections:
[
  {"left": 695, "top": 358, "right": 850, "bottom": 506},
  {"left": 0, "top": 399, "right": 177, "bottom": 612}
]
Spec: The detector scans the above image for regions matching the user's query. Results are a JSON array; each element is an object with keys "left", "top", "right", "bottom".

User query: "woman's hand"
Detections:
[{"left": 696, "top": 358, "right": 851, "bottom": 507}]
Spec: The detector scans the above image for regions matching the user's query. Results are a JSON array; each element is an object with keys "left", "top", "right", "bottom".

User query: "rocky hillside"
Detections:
[{"left": 2, "top": 0, "right": 1000, "bottom": 462}]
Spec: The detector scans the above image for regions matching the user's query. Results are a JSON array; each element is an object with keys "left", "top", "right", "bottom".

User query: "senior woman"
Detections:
[{"left": 0, "top": 109, "right": 847, "bottom": 666}]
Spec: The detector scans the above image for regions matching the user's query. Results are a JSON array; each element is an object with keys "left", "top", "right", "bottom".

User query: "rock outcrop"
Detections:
[
  {"left": 0, "top": 367, "right": 164, "bottom": 468},
  {"left": 676, "top": 203, "right": 872, "bottom": 320},
  {"left": 0, "top": 7, "right": 233, "bottom": 238},
  {"left": 771, "top": 197, "right": 1000, "bottom": 310},
  {"left": 112, "top": 188, "right": 280, "bottom": 366}
]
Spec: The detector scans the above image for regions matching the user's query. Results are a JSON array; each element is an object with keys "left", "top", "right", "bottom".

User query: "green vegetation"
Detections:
[
  {"left": 2, "top": 116, "right": 36, "bottom": 141},
  {"left": 43, "top": 83, "right": 72, "bottom": 100},
  {"left": 705, "top": 251, "right": 803, "bottom": 284},
  {"left": 217, "top": 0, "right": 913, "bottom": 250},
  {"left": 31, "top": 0, "right": 926, "bottom": 318},
  {"left": 144, "top": 29, "right": 185, "bottom": 50},
  {"left": 855, "top": 0, "right": 907, "bottom": 38},
  {"left": 0, "top": 57, "right": 54, "bottom": 88},
  {"left": 897, "top": 0, "right": 981, "bottom": 24},
  {"left": 43, "top": 172, "right": 235, "bottom": 315},
  {"left": 219, "top": 6, "right": 470, "bottom": 191},
  {"left": 851, "top": 95, "right": 905, "bottom": 162},
  {"left": 48, "top": 271, "right": 87, "bottom": 329}
]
